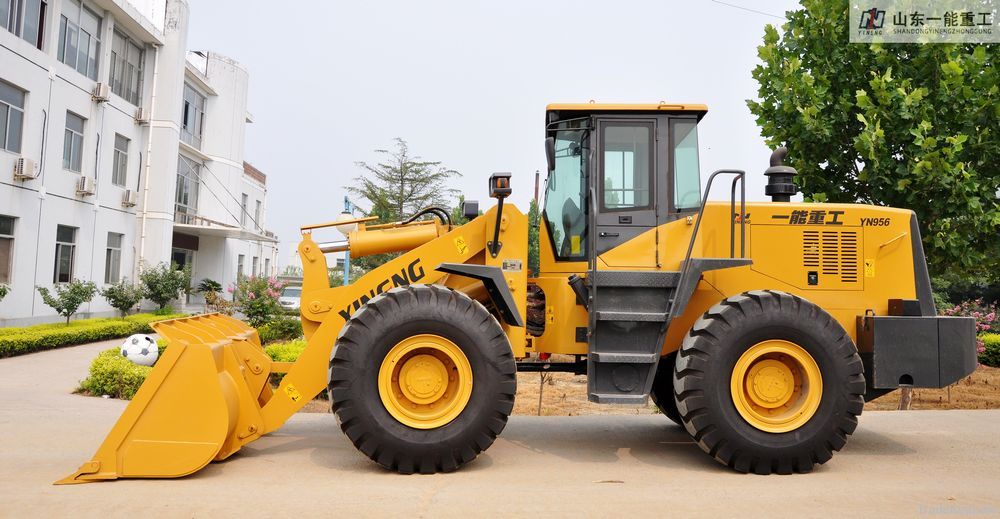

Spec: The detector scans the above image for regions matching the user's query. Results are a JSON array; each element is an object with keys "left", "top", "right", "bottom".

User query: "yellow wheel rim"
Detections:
[
  {"left": 378, "top": 334, "right": 473, "bottom": 429},
  {"left": 730, "top": 339, "right": 822, "bottom": 433}
]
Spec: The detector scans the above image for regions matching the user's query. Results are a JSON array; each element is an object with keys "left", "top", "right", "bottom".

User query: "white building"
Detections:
[{"left": 0, "top": 0, "right": 277, "bottom": 325}]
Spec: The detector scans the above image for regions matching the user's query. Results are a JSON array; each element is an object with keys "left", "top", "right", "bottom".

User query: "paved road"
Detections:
[{"left": 1, "top": 342, "right": 999, "bottom": 518}]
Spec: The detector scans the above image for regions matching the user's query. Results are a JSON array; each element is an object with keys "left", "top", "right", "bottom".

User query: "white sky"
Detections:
[{"left": 186, "top": 0, "right": 804, "bottom": 263}]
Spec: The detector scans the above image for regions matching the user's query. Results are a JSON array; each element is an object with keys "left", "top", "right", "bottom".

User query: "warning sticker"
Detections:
[
  {"left": 864, "top": 259, "right": 875, "bottom": 278},
  {"left": 454, "top": 236, "right": 469, "bottom": 255},
  {"left": 570, "top": 235, "right": 581, "bottom": 255},
  {"left": 284, "top": 384, "right": 302, "bottom": 402}
]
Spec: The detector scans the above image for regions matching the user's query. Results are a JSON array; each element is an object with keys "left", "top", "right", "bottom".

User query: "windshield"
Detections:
[
  {"left": 543, "top": 127, "right": 589, "bottom": 260},
  {"left": 281, "top": 287, "right": 301, "bottom": 298}
]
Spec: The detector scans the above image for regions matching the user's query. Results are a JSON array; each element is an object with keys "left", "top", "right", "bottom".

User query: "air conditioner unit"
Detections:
[
  {"left": 13, "top": 157, "right": 39, "bottom": 180},
  {"left": 92, "top": 82, "right": 110, "bottom": 102},
  {"left": 134, "top": 107, "right": 149, "bottom": 125},
  {"left": 122, "top": 189, "right": 138, "bottom": 207},
  {"left": 76, "top": 175, "right": 96, "bottom": 196}
]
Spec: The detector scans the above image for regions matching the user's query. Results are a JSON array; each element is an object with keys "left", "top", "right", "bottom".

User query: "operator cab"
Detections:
[{"left": 542, "top": 103, "right": 708, "bottom": 265}]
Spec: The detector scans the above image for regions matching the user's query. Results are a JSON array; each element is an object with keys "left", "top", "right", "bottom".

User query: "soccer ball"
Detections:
[{"left": 121, "top": 334, "right": 158, "bottom": 367}]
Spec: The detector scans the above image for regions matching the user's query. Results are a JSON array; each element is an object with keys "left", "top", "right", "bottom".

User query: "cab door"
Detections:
[{"left": 593, "top": 118, "right": 659, "bottom": 267}]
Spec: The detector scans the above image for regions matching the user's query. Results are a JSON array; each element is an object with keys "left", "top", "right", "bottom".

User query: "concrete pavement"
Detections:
[{"left": 1, "top": 341, "right": 999, "bottom": 517}]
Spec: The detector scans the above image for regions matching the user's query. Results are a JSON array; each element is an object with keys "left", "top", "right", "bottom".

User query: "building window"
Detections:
[
  {"left": 1, "top": 0, "right": 47, "bottom": 49},
  {"left": 264, "top": 258, "right": 270, "bottom": 277},
  {"left": 53, "top": 225, "right": 76, "bottom": 283},
  {"left": 175, "top": 155, "right": 200, "bottom": 223},
  {"left": 251, "top": 256, "right": 258, "bottom": 276},
  {"left": 0, "top": 79, "right": 25, "bottom": 153},
  {"left": 180, "top": 83, "right": 205, "bottom": 148},
  {"left": 104, "top": 232, "right": 122, "bottom": 283},
  {"left": 237, "top": 254, "right": 245, "bottom": 279},
  {"left": 240, "top": 193, "right": 248, "bottom": 227},
  {"left": 110, "top": 30, "right": 143, "bottom": 105},
  {"left": 57, "top": 0, "right": 101, "bottom": 80},
  {"left": 0, "top": 215, "right": 14, "bottom": 284},
  {"left": 111, "top": 133, "right": 128, "bottom": 186},
  {"left": 63, "top": 111, "right": 84, "bottom": 172},
  {"left": 254, "top": 200, "right": 261, "bottom": 230}
]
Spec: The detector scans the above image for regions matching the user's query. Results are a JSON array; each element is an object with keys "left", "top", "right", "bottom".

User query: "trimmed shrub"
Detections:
[
  {"left": 981, "top": 334, "right": 1000, "bottom": 368},
  {"left": 264, "top": 339, "right": 307, "bottom": 362},
  {"left": 79, "top": 347, "right": 152, "bottom": 400},
  {"left": 232, "top": 276, "right": 284, "bottom": 327},
  {"left": 257, "top": 318, "right": 302, "bottom": 344},
  {"left": 140, "top": 262, "right": 190, "bottom": 309},
  {"left": 0, "top": 313, "right": 185, "bottom": 358}
]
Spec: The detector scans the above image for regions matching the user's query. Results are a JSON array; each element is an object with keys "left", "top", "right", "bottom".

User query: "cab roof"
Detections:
[{"left": 546, "top": 102, "right": 709, "bottom": 115}]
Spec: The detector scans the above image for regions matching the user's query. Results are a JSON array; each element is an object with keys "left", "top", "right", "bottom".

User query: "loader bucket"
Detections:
[{"left": 56, "top": 313, "right": 272, "bottom": 484}]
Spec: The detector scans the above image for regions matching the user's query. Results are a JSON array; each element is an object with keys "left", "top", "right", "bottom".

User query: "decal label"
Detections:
[
  {"left": 338, "top": 259, "right": 426, "bottom": 320},
  {"left": 864, "top": 259, "right": 876, "bottom": 278},
  {"left": 284, "top": 384, "right": 302, "bottom": 402},
  {"left": 454, "top": 236, "right": 469, "bottom": 255},
  {"left": 771, "top": 210, "right": 845, "bottom": 225}
]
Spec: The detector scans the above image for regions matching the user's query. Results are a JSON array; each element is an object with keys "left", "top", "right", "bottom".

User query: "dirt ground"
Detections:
[{"left": 301, "top": 362, "right": 1000, "bottom": 415}]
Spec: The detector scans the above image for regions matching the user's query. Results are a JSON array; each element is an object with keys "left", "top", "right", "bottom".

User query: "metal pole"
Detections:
[{"left": 343, "top": 196, "right": 352, "bottom": 286}]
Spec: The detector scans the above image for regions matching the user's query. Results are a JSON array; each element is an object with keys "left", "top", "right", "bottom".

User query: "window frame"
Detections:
[
  {"left": 109, "top": 28, "right": 144, "bottom": 105},
  {"left": 240, "top": 193, "right": 248, "bottom": 227},
  {"left": 2, "top": 0, "right": 47, "bottom": 49},
  {"left": 53, "top": 224, "right": 77, "bottom": 283},
  {"left": 57, "top": 0, "right": 101, "bottom": 80},
  {"left": 597, "top": 120, "right": 655, "bottom": 213},
  {"left": 111, "top": 133, "right": 128, "bottom": 186},
  {"left": 237, "top": 254, "right": 245, "bottom": 279},
  {"left": 175, "top": 155, "right": 201, "bottom": 222},
  {"left": 104, "top": 231, "right": 122, "bottom": 284},
  {"left": 0, "top": 214, "right": 14, "bottom": 284},
  {"left": 63, "top": 111, "right": 84, "bottom": 172},
  {"left": 0, "top": 78, "right": 26, "bottom": 153},
  {"left": 180, "top": 83, "right": 206, "bottom": 148}
]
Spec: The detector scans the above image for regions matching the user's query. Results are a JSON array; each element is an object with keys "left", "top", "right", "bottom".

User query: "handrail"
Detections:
[{"left": 677, "top": 169, "right": 746, "bottom": 292}]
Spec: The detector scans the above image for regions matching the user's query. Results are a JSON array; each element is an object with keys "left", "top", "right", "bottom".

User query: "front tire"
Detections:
[
  {"left": 673, "top": 290, "right": 865, "bottom": 474},
  {"left": 330, "top": 284, "right": 517, "bottom": 474}
]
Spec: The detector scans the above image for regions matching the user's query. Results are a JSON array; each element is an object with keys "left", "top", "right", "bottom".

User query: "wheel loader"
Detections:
[{"left": 58, "top": 103, "right": 977, "bottom": 483}]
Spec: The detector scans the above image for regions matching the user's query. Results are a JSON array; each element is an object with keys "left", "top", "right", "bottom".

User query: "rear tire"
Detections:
[
  {"left": 649, "top": 352, "right": 682, "bottom": 425},
  {"left": 330, "top": 284, "right": 517, "bottom": 474},
  {"left": 673, "top": 290, "right": 865, "bottom": 474}
]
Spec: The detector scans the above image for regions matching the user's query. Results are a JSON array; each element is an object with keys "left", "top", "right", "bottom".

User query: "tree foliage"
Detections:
[
  {"left": 36, "top": 280, "right": 98, "bottom": 324},
  {"left": 101, "top": 280, "right": 145, "bottom": 317},
  {"left": 139, "top": 263, "right": 190, "bottom": 310},
  {"left": 527, "top": 198, "right": 540, "bottom": 276},
  {"left": 747, "top": 0, "right": 1000, "bottom": 277},
  {"left": 348, "top": 138, "right": 461, "bottom": 272}
]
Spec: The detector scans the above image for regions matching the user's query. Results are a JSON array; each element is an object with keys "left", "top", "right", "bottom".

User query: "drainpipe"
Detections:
[{"left": 136, "top": 46, "right": 161, "bottom": 283}]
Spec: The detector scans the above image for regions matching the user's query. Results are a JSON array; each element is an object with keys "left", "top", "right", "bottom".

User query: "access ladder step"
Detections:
[
  {"left": 589, "top": 351, "right": 659, "bottom": 363},
  {"left": 589, "top": 393, "right": 649, "bottom": 405},
  {"left": 592, "top": 270, "right": 680, "bottom": 288},
  {"left": 594, "top": 311, "right": 668, "bottom": 322}
]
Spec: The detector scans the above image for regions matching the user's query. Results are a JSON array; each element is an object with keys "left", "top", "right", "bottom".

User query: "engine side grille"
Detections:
[{"left": 803, "top": 230, "right": 859, "bottom": 283}]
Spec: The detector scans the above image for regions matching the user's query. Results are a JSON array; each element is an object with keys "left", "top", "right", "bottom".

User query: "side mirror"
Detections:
[{"left": 545, "top": 136, "right": 556, "bottom": 172}]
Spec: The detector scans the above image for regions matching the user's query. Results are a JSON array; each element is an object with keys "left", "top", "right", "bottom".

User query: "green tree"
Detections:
[
  {"left": 0, "top": 283, "right": 9, "bottom": 303},
  {"left": 527, "top": 198, "right": 540, "bottom": 276},
  {"left": 747, "top": 0, "right": 1000, "bottom": 278},
  {"left": 139, "top": 263, "right": 190, "bottom": 310},
  {"left": 36, "top": 280, "right": 98, "bottom": 324},
  {"left": 348, "top": 138, "right": 461, "bottom": 272},
  {"left": 101, "top": 280, "right": 145, "bottom": 317}
]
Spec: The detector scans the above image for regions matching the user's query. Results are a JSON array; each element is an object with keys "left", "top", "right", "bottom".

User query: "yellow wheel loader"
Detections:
[{"left": 58, "top": 103, "right": 977, "bottom": 483}]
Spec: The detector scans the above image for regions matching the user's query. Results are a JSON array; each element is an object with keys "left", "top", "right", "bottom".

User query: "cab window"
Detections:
[
  {"left": 601, "top": 123, "right": 652, "bottom": 211},
  {"left": 672, "top": 120, "right": 701, "bottom": 210},
  {"left": 542, "top": 128, "right": 589, "bottom": 260}
]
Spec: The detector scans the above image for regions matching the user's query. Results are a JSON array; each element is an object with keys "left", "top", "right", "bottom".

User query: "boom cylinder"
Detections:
[{"left": 319, "top": 222, "right": 446, "bottom": 258}]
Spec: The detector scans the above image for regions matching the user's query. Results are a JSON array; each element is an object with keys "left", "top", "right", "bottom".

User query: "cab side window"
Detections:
[
  {"left": 601, "top": 123, "right": 653, "bottom": 212},
  {"left": 672, "top": 120, "right": 701, "bottom": 211}
]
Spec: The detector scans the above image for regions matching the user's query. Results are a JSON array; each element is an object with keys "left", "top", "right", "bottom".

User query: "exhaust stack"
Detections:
[{"left": 764, "top": 147, "right": 798, "bottom": 202}]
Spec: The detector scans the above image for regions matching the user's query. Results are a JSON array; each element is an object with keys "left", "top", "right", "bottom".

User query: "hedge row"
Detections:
[
  {"left": 981, "top": 333, "right": 1000, "bottom": 368},
  {"left": 81, "top": 338, "right": 308, "bottom": 400},
  {"left": 257, "top": 318, "right": 303, "bottom": 344},
  {"left": 0, "top": 313, "right": 186, "bottom": 358}
]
